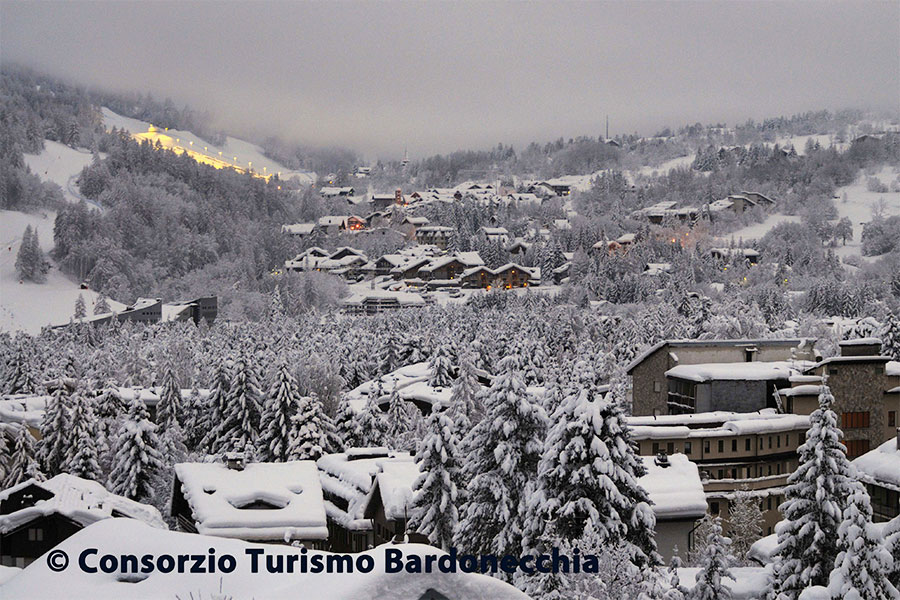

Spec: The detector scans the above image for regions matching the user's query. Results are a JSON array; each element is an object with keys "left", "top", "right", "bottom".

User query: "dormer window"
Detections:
[{"left": 229, "top": 498, "right": 286, "bottom": 510}]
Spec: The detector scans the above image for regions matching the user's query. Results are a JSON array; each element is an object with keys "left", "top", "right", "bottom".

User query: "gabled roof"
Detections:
[
  {"left": 281, "top": 223, "right": 316, "bottom": 235},
  {"left": 174, "top": 461, "right": 327, "bottom": 542},
  {"left": 0, "top": 474, "right": 166, "bottom": 534},
  {"left": 853, "top": 438, "right": 900, "bottom": 491}
]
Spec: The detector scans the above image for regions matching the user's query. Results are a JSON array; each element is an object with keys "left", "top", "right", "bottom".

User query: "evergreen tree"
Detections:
[
  {"left": 428, "top": 342, "right": 454, "bottom": 388},
  {"left": 769, "top": 384, "right": 860, "bottom": 599},
  {"left": 728, "top": 487, "right": 764, "bottom": 564},
  {"left": 0, "top": 427, "right": 8, "bottom": 484},
  {"left": 94, "top": 293, "right": 111, "bottom": 315},
  {"left": 446, "top": 348, "right": 482, "bottom": 429},
  {"left": 74, "top": 294, "right": 87, "bottom": 319},
  {"left": 880, "top": 311, "right": 900, "bottom": 360},
  {"left": 289, "top": 394, "right": 329, "bottom": 461},
  {"left": 14, "top": 225, "right": 48, "bottom": 283},
  {"left": 63, "top": 391, "right": 103, "bottom": 481},
  {"left": 260, "top": 364, "right": 302, "bottom": 461},
  {"left": 354, "top": 394, "right": 388, "bottom": 447},
  {"left": 108, "top": 396, "right": 164, "bottom": 503},
  {"left": 456, "top": 347, "right": 548, "bottom": 560},
  {"left": 156, "top": 366, "right": 183, "bottom": 429},
  {"left": 4, "top": 425, "right": 44, "bottom": 488},
  {"left": 884, "top": 515, "right": 900, "bottom": 589},
  {"left": 690, "top": 517, "right": 735, "bottom": 600},
  {"left": 379, "top": 334, "right": 402, "bottom": 375},
  {"left": 409, "top": 403, "right": 462, "bottom": 551},
  {"left": 334, "top": 394, "right": 361, "bottom": 450},
  {"left": 384, "top": 389, "right": 414, "bottom": 448},
  {"left": 198, "top": 361, "right": 232, "bottom": 452},
  {"left": 212, "top": 359, "right": 263, "bottom": 455},
  {"left": 827, "top": 485, "right": 899, "bottom": 600},
  {"left": 37, "top": 386, "right": 72, "bottom": 476},
  {"left": 4, "top": 344, "right": 38, "bottom": 395}
]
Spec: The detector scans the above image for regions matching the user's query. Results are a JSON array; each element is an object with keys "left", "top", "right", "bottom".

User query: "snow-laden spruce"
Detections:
[
  {"left": 885, "top": 515, "right": 900, "bottom": 589},
  {"left": 155, "top": 365, "right": 183, "bottom": 430},
  {"left": 530, "top": 360, "right": 659, "bottom": 567},
  {"left": 210, "top": 359, "right": 263, "bottom": 455},
  {"left": 691, "top": 516, "right": 735, "bottom": 600},
  {"left": 768, "top": 384, "right": 860, "bottom": 599},
  {"left": 826, "top": 485, "right": 899, "bottom": 600},
  {"left": 428, "top": 341, "right": 454, "bottom": 388},
  {"left": 334, "top": 394, "right": 361, "bottom": 450},
  {"left": 37, "top": 384, "right": 72, "bottom": 476},
  {"left": 199, "top": 360, "right": 232, "bottom": 452},
  {"left": 408, "top": 401, "right": 462, "bottom": 551},
  {"left": 355, "top": 392, "right": 389, "bottom": 447},
  {"left": 456, "top": 346, "right": 548, "bottom": 561},
  {"left": 446, "top": 347, "right": 483, "bottom": 429},
  {"left": 728, "top": 486, "right": 765, "bottom": 565},
  {"left": 107, "top": 394, "right": 164, "bottom": 503},
  {"left": 290, "top": 393, "right": 332, "bottom": 461},
  {"left": 3, "top": 342, "right": 38, "bottom": 394},
  {"left": 63, "top": 389, "right": 103, "bottom": 481},
  {"left": 3, "top": 424, "right": 44, "bottom": 488},
  {"left": 259, "top": 363, "right": 302, "bottom": 461}
]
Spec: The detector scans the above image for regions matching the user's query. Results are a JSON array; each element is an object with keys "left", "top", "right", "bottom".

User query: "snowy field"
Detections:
[
  {"left": 22, "top": 140, "right": 103, "bottom": 209},
  {"left": 0, "top": 519, "right": 527, "bottom": 600},
  {"left": 101, "top": 107, "right": 317, "bottom": 185},
  {"left": 718, "top": 213, "right": 803, "bottom": 243},
  {"left": 0, "top": 209, "right": 125, "bottom": 335},
  {"left": 830, "top": 166, "right": 900, "bottom": 262}
]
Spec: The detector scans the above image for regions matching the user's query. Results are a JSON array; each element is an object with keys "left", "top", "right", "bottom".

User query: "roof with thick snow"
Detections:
[
  {"left": 173, "top": 461, "right": 327, "bottom": 542},
  {"left": 853, "top": 438, "right": 900, "bottom": 491},
  {"left": 369, "top": 461, "right": 421, "bottom": 522},
  {"left": 316, "top": 451, "right": 415, "bottom": 530},
  {"left": 281, "top": 223, "right": 316, "bottom": 235},
  {"left": 0, "top": 474, "right": 167, "bottom": 534},
  {"left": 666, "top": 361, "right": 809, "bottom": 383},
  {"left": 625, "top": 338, "right": 815, "bottom": 374},
  {"left": 638, "top": 454, "right": 706, "bottom": 519},
  {"left": 629, "top": 410, "right": 810, "bottom": 440}
]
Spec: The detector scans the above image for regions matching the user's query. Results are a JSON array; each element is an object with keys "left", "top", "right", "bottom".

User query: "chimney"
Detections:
[
  {"left": 224, "top": 452, "right": 246, "bottom": 471},
  {"left": 654, "top": 450, "right": 671, "bottom": 468},
  {"left": 839, "top": 338, "right": 882, "bottom": 357}
]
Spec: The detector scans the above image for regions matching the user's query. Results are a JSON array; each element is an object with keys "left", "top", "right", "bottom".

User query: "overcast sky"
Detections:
[{"left": 2, "top": 1, "right": 898, "bottom": 159}]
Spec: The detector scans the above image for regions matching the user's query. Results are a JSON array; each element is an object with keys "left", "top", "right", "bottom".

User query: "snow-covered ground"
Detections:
[
  {"left": 632, "top": 153, "right": 696, "bottom": 179},
  {"left": 23, "top": 140, "right": 104, "bottom": 210},
  {"left": 830, "top": 166, "right": 900, "bottom": 262},
  {"left": 717, "top": 213, "right": 803, "bottom": 244},
  {"left": 101, "top": 107, "right": 317, "bottom": 185},
  {"left": 0, "top": 209, "right": 125, "bottom": 335},
  {"left": 0, "top": 519, "right": 528, "bottom": 600}
]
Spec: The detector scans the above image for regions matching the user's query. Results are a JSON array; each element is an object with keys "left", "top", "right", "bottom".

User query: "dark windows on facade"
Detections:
[{"left": 841, "top": 412, "right": 870, "bottom": 430}]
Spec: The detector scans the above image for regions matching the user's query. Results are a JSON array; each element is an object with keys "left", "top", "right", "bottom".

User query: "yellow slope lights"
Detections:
[{"left": 130, "top": 125, "right": 279, "bottom": 182}]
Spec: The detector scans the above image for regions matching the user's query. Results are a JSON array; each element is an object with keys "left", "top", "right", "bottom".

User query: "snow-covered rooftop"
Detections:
[
  {"left": 852, "top": 437, "right": 900, "bottom": 491},
  {"left": 629, "top": 411, "right": 810, "bottom": 440},
  {"left": 174, "top": 461, "right": 327, "bottom": 542},
  {"left": 0, "top": 474, "right": 166, "bottom": 534},
  {"left": 666, "top": 361, "right": 809, "bottom": 383},
  {"left": 638, "top": 454, "right": 706, "bottom": 519},
  {"left": 372, "top": 461, "right": 421, "bottom": 521}
]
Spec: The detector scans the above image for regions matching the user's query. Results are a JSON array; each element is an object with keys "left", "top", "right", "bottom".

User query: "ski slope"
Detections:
[
  {"left": 0, "top": 209, "right": 125, "bottom": 335},
  {"left": 830, "top": 166, "right": 900, "bottom": 261},
  {"left": 101, "top": 107, "right": 317, "bottom": 185},
  {"left": 22, "top": 140, "right": 103, "bottom": 209}
]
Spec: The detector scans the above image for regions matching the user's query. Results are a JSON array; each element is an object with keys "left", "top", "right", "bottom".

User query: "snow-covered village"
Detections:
[{"left": 0, "top": 2, "right": 899, "bottom": 599}]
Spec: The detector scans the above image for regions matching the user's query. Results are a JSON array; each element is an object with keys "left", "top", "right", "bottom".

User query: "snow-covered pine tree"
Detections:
[
  {"left": 456, "top": 346, "right": 548, "bottom": 560},
  {"left": 156, "top": 365, "right": 183, "bottom": 429},
  {"left": 62, "top": 390, "right": 103, "bottom": 481},
  {"left": 354, "top": 394, "right": 388, "bottom": 447},
  {"left": 533, "top": 360, "right": 659, "bottom": 567},
  {"left": 3, "top": 343, "right": 38, "bottom": 395},
  {"left": 259, "top": 364, "right": 302, "bottom": 461},
  {"left": 198, "top": 361, "right": 232, "bottom": 452},
  {"left": 94, "top": 293, "right": 110, "bottom": 315},
  {"left": 14, "top": 225, "right": 48, "bottom": 283},
  {"left": 74, "top": 294, "right": 87, "bottom": 319},
  {"left": 334, "top": 394, "right": 361, "bottom": 451},
  {"left": 446, "top": 347, "right": 482, "bottom": 429},
  {"left": 728, "top": 487, "right": 764, "bottom": 564},
  {"left": 384, "top": 389, "right": 414, "bottom": 447},
  {"left": 378, "top": 334, "right": 402, "bottom": 376},
  {"left": 408, "top": 402, "right": 462, "bottom": 551},
  {"left": 428, "top": 342, "right": 454, "bottom": 388},
  {"left": 690, "top": 516, "right": 735, "bottom": 600},
  {"left": 37, "top": 385, "right": 72, "bottom": 476},
  {"left": 885, "top": 515, "right": 900, "bottom": 589},
  {"left": 3, "top": 425, "right": 44, "bottom": 488},
  {"left": 768, "top": 384, "right": 860, "bottom": 599},
  {"left": 880, "top": 311, "right": 900, "bottom": 360},
  {"left": 212, "top": 359, "right": 263, "bottom": 455},
  {"left": 826, "top": 485, "right": 899, "bottom": 600},
  {"left": 289, "top": 394, "right": 329, "bottom": 461},
  {"left": 0, "top": 427, "right": 8, "bottom": 483},
  {"left": 108, "top": 395, "right": 164, "bottom": 503}
]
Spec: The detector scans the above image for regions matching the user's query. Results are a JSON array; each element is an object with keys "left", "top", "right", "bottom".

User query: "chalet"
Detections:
[
  {"left": 491, "top": 263, "right": 534, "bottom": 288},
  {"left": 362, "top": 460, "right": 420, "bottom": 546},
  {"left": 284, "top": 248, "right": 369, "bottom": 278},
  {"left": 524, "top": 181, "right": 558, "bottom": 197},
  {"left": 506, "top": 239, "right": 532, "bottom": 255},
  {"left": 853, "top": 435, "right": 900, "bottom": 522},
  {"left": 479, "top": 227, "right": 509, "bottom": 244},
  {"left": 460, "top": 265, "right": 494, "bottom": 289},
  {"left": 505, "top": 193, "right": 541, "bottom": 207},
  {"left": 57, "top": 296, "right": 218, "bottom": 328},
  {"left": 316, "top": 449, "right": 415, "bottom": 552},
  {"left": 340, "top": 290, "right": 426, "bottom": 315},
  {"left": 391, "top": 257, "right": 432, "bottom": 280},
  {"left": 171, "top": 459, "right": 328, "bottom": 547},
  {"left": 320, "top": 186, "right": 355, "bottom": 198},
  {"left": 415, "top": 226, "right": 455, "bottom": 249},
  {"left": 317, "top": 215, "right": 366, "bottom": 234},
  {"left": 632, "top": 202, "right": 702, "bottom": 225},
  {"left": 709, "top": 247, "right": 761, "bottom": 265},
  {"left": 371, "top": 194, "right": 399, "bottom": 211},
  {"left": 281, "top": 223, "right": 317, "bottom": 237},
  {"left": 400, "top": 216, "right": 430, "bottom": 238},
  {"left": 0, "top": 474, "right": 166, "bottom": 567},
  {"left": 637, "top": 453, "right": 706, "bottom": 562},
  {"left": 418, "top": 256, "right": 476, "bottom": 282},
  {"left": 643, "top": 262, "right": 672, "bottom": 277},
  {"left": 542, "top": 178, "right": 573, "bottom": 196}
]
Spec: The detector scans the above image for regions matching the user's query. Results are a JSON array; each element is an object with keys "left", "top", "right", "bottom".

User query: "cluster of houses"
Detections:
[
  {"left": 630, "top": 191, "right": 776, "bottom": 226},
  {"left": 55, "top": 297, "right": 218, "bottom": 329}
]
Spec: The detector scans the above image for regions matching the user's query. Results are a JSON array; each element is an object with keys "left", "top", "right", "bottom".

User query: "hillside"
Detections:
[{"left": 22, "top": 140, "right": 104, "bottom": 210}]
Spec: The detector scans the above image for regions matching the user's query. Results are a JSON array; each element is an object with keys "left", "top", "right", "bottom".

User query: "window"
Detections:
[
  {"left": 710, "top": 502, "right": 720, "bottom": 515},
  {"left": 667, "top": 442, "right": 674, "bottom": 455},
  {"left": 684, "top": 442, "right": 692, "bottom": 455},
  {"left": 889, "top": 411, "right": 896, "bottom": 428},
  {"left": 841, "top": 412, "right": 870, "bottom": 430},
  {"left": 767, "top": 497, "right": 772, "bottom": 511},
  {"left": 27, "top": 528, "right": 43, "bottom": 542},
  {"left": 731, "top": 468, "right": 737, "bottom": 479},
  {"left": 746, "top": 438, "right": 752, "bottom": 451},
  {"left": 732, "top": 439, "right": 738, "bottom": 452},
  {"left": 704, "top": 440, "right": 710, "bottom": 454},
  {"left": 777, "top": 436, "right": 781, "bottom": 448},
  {"left": 718, "top": 440, "right": 724, "bottom": 453},
  {"left": 652, "top": 443, "right": 659, "bottom": 455},
  {"left": 768, "top": 436, "right": 772, "bottom": 449},
  {"left": 845, "top": 439, "right": 871, "bottom": 459},
  {"left": 653, "top": 381, "right": 661, "bottom": 393},
  {"left": 717, "top": 469, "right": 724, "bottom": 479}
]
